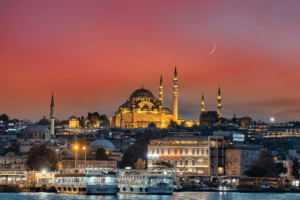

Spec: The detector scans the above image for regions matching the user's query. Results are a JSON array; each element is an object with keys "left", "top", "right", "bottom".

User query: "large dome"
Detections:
[
  {"left": 89, "top": 139, "right": 115, "bottom": 150},
  {"left": 23, "top": 123, "right": 51, "bottom": 134},
  {"left": 130, "top": 88, "right": 154, "bottom": 98},
  {"left": 100, "top": 121, "right": 110, "bottom": 128},
  {"left": 39, "top": 117, "right": 50, "bottom": 126},
  {"left": 69, "top": 116, "right": 78, "bottom": 121}
]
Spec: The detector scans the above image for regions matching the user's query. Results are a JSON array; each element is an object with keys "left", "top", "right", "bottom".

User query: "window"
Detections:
[
  {"left": 197, "top": 158, "right": 204, "bottom": 162},
  {"left": 152, "top": 149, "right": 154, "bottom": 154},
  {"left": 185, "top": 160, "right": 188, "bottom": 165},
  {"left": 149, "top": 160, "right": 152, "bottom": 165},
  {"left": 218, "top": 141, "right": 222, "bottom": 147},
  {"left": 198, "top": 170, "right": 203, "bottom": 174},
  {"left": 192, "top": 160, "right": 195, "bottom": 165},
  {"left": 180, "top": 160, "right": 182, "bottom": 165},
  {"left": 175, "top": 149, "right": 177, "bottom": 155},
  {"left": 197, "top": 150, "right": 199, "bottom": 155},
  {"left": 157, "top": 149, "right": 159, "bottom": 154},
  {"left": 175, "top": 160, "right": 177, "bottom": 165},
  {"left": 206, "top": 150, "right": 209, "bottom": 155},
  {"left": 186, "top": 149, "right": 188, "bottom": 155},
  {"left": 218, "top": 167, "right": 224, "bottom": 174},
  {"left": 180, "top": 149, "right": 182, "bottom": 155},
  {"left": 210, "top": 158, "right": 214, "bottom": 164},
  {"left": 192, "top": 150, "right": 195, "bottom": 155},
  {"left": 161, "top": 149, "right": 164, "bottom": 155},
  {"left": 202, "top": 150, "right": 204, "bottom": 155},
  {"left": 168, "top": 149, "right": 170, "bottom": 155}
]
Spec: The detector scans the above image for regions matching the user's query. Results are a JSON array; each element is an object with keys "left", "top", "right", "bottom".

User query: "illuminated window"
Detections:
[{"left": 218, "top": 167, "right": 224, "bottom": 174}]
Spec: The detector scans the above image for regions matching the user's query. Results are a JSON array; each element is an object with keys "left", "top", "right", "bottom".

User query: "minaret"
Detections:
[
  {"left": 159, "top": 74, "right": 163, "bottom": 107},
  {"left": 50, "top": 92, "right": 55, "bottom": 136},
  {"left": 201, "top": 92, "right": 205, "bottom": 114},
  {"left": 173, "top": 66, "right": 178, "bottom": 121},
  {"left": 217, "top": 85, "right": 222, "bottom": 119}
]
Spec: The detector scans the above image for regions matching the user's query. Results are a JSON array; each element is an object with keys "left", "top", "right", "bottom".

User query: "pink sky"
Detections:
[{"left": 0, "top": 0, "right": 300, "bottom": 122}]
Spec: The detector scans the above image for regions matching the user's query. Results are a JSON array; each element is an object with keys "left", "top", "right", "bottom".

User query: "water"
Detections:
[{"left": 1, "top": 192, "right": 300, "bottom": 200}]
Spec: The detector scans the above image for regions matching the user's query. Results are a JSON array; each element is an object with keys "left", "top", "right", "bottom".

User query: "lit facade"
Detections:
[{"left": 147, "top": 134, "right": 227, "bottom": 177}]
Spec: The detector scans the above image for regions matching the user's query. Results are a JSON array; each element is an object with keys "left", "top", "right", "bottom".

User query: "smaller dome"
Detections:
[
  {"left": 45, "top": 140, "right": 54, "bottom": 146},
  {"left": 69, "top": 116, "right": 78, "bottom": 121},
  {"left": 33, "top": 141, "right": 42, "bottom": 146},
  {"left": 89, "top": 139, "right": 115, "bottom": 150},
  {"left": 23, "top": 124, "right": 51, "bottom": 134},
  {"left": 39, "top": 116, "right": 50, "bottom": 126},
  {"left": 100, "top": 121, "right": 110, "bottom": 128},
  {"left": 21, "top": 140, "right": 31, "bottom": 146},
  {"left": 148, "top": 122, "right": 157, "bottom": 130},
  {"left": 163, "top": 108, "right": 172, "bottom": 114}
]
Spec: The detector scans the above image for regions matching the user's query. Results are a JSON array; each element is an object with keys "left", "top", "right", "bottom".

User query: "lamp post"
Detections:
[
  {"left": 55, "top": 149, "right": 59, "bottom": 160},
  {"left": 83, "top": 146, "right": 86, "bottom": 169},
  {"left": 74, "top": 145, "right": 78, "bottom": 168},
  {"left": 106, "top": 151, "right": 109, "bottom": 160}
]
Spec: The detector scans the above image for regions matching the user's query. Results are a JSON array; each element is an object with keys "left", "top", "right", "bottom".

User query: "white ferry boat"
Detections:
[
  {"left": 117, "top": 169, "right": 174, "bottom": 194},
  {"left": 54, "top": 168, "right": 87, "bottom": 194},
  {"left": 86, "top": 167, "right": 119, "bottom": 195}
]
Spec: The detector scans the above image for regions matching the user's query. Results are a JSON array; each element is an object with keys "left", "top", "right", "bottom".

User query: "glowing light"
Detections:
[
  {"left": 270, "top": 117, "right": 275, "bottom": 122},
  {"left": 82, "top": 146, "right": 86, "bottom": 150}
]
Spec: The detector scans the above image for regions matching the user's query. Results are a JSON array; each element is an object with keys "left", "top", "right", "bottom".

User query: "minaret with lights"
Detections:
[
  {"left": 50, "top": 92, "right": 55, "bottom": 136},
  {"left": 201, "top": 92, "right": 205, "bottom": 114},
  {"left": 159, "top": 74, "right": 163, "bottom": 107},
  {"left": 217, "top": 85, "right": 222, "bottom": 119},
  {"left": 173, "top": 66, "right": 178, "bottom": 121}
]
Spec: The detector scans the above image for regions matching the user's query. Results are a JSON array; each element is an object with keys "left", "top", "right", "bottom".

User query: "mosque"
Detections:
[{"left": 110, "top": 66, "right": 222, "bottom": 129}]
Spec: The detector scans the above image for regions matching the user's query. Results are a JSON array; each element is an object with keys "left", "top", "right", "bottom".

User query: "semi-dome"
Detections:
[
  {"left": 148, "top": 122, "right": 157, "bottom": 128},
  {"left": 100, "top": 121, "right": 110, "bottom": 128},
  {"left": 39, "top": 116, "right": 50, "bottom": 126},
  {"left": 21, "top": 140, "right": 31, "bottom": 146},
  {"left": 23, "top": 124, "right": 51, "bottom": 134},
  {"left": 130, "top": 88, "right": 154, "bottom": 98},
  {"left": 45, "top": 140, "right": 54, "bottom": 146},
  {"left": 69, "top": 116, "right": 78, "bottom": 121},
  {"left": 163, "top": 108, "right": 172, "bottom": 114},
  {"left": 33, "top": 141, "right": 42, "bottom": 146},
  {"left": 89, "top": 139, "right": 115, "bottom": 150}
]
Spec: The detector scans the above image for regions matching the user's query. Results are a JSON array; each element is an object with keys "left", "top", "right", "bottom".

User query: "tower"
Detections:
[
  {"left": 159, "top": 74, "right": 163, "bottom": 107},
  {"left": 217, "top": 85, "right": 222, "bottom": 119},
  {"left": 201, "top": 92, "right": 205, "bottom": 114},
  {"left": 173, "top": 66, "right": 178, "bottom": 121},
  {"left": 50, "top": 92, "right": 55, "bottom": 136}
]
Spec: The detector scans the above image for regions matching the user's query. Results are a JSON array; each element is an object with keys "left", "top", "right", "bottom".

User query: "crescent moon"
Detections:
[{"left": 206, "top": 41, "right": 216, "bottom": 55}]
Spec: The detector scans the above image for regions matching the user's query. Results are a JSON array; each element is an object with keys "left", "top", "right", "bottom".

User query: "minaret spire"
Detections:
[
  {"left": 159, "top": 74, "right": 163, "bottom": 108},
  {"left": 201, "top": 92, "right": 205, "bottom": 114},
  {"left": 173, "top": 66, "right": 178, "bottom": 121},
  {"left": 50, "top": 92, "right": 55, "bottom": 137},
  {"left": 217, "top": 85, "right": 222, "bottom": 119}
]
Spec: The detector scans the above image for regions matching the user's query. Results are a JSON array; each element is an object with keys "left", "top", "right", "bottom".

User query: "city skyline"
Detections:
[{"left": 1, "top": 1, "right": 300, "bottom": 122}]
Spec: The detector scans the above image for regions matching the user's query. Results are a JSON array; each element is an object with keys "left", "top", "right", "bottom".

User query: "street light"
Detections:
[
  {"left": 106, "top": 151, "right": 109, "bottom": 160},
  {"left": 74, "top": 145, "right": 78, "bottom": 168},
  {"left": 55, "top": 149, "right": 59, "bottom": 160},
  {"left": 83, "top": 146, "right": 86, "bottom": 169}
]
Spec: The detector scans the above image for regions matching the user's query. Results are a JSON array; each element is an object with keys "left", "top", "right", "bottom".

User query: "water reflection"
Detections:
[{"left": 0, "top": 192, "right": 300, "bottom": 200}]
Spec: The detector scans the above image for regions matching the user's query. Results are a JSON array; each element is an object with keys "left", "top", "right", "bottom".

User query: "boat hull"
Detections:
[
  {"left": 147, "top": 186, "right": 174, "bottom": 194},
  {"left": 54, "top": 184, "right": 86, "bottom": 195},
  {"left": 86, "top": 185, "right": 118, "bottom": 195}
]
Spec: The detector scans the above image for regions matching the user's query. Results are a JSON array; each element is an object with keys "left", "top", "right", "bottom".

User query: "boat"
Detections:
[
  {"left": 54, "top": 168, "right": 87, "bottom": 194},
  {"left": 86, "top": 167, "right": 119, "bottom": 195},
  {"left": 117, "top": 169, "right": 174, "bottom": 194}
]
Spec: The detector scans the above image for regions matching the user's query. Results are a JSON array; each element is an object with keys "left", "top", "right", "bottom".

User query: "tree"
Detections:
[
  {"left": 237, "top": 117, "right": 253, "bottom": 126},
  {"left": 26, "top": 144, "right": 58, "bottom": 171},
  {"left": 180, "top": 121, "right": 187, "bottom": 128},
  {"left": 244, "top": 166, "right": 268, "bottom": 177},
  {"left": 199, "top": 111, "right": 218, "bottom": 126},
  {"left": 96, "top": 148, "right": 109, "bottom": 160},
  {"left": 134, "top": 158, "right": 146, "bottom": 169},
  {"left": 121, "top": 130, "right": 159, "bottom": 168},
  {"left": 276, "top": 162, "right": 287, "bottom": 174},
  {"left": 232, "top": 114, "right": 237, "bottom": 124},
  {"left": 252, "top": 150, "right": 278, "bottom": 177},
  {"left": 0, "top": 114, "right": 9, "bottom": 121},
  {"left": 153, "top": 160, "right": 175, "bottom": 169},
  {"left": 292, "top": 157, "right": 300, "bottom": 178},
  {"left": 168, "top": 119, "right": 177, "bottom": 128}
]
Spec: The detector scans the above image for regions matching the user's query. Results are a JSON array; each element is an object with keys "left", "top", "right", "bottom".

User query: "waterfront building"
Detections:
[
  {"left": 61, "top": 160, "right": 117, "bottom": 168},
  {"left": 0, "top": 152, "right": 27, "bottom": 171},
  {"left": 147, "top": 133, "right": 227, "bottom": 178}
]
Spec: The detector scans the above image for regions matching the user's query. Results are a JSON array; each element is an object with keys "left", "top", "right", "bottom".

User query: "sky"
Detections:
[{"left": 0, "top": 0, "right": 300, "bottom": 123}]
